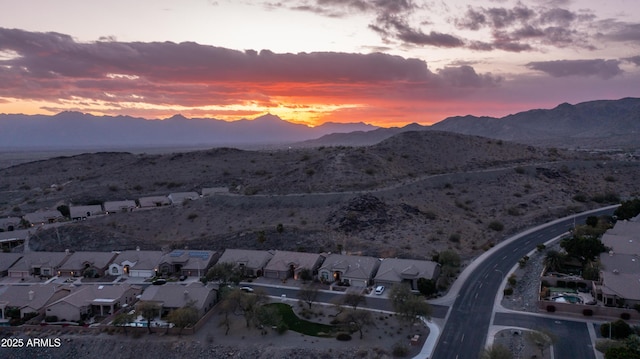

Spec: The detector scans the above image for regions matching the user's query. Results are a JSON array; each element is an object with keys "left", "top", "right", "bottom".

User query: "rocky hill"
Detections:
[{"left": 2, "top": 130, "right": 639, "bottom": 261}]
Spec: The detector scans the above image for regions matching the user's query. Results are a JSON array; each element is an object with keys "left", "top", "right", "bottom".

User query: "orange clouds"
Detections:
[{"left": 0, "top": 28, "right": 510, "bottom": 126}]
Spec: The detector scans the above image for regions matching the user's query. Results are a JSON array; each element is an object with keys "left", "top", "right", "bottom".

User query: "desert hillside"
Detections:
[{"left": 1, "top": 131, "right": 639, "bottom": 261}]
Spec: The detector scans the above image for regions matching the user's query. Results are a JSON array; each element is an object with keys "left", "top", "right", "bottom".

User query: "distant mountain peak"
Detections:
[{"left": 166, "top": 114, "right": 188, "bottom": 121}]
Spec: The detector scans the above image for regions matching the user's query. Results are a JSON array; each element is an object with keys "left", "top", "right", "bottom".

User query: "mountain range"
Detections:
[{"left": 1, "top": 97, "right": 639, "bottom": 150}]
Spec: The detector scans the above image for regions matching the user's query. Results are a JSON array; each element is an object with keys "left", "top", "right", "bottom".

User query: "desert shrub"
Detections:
[
  {"left": 601, "top": 320, "right": 633, "bottom": 339},
  {"left": 546, "top": 305, "right": 556, "bottom": 313},
  {"left": 514, "top": 166, "right": 525, "bottom": 174},
  {"left": 488, "top": 221, "right": 504, "bottom": 231},
  {"left": 392, "top": 342, "right": 409, "bottom": 357},
  {"left": 583, "top": 309, "right": 594, "bottom": 316},
  {"left": 503, "top": 288, "right": 513, "bottom": 296},
  {"left": 537, "top": 244, "right": 546, "bottom": 251},
  {"left": 448, "top": 233, "right": 460, "bottom": 243},
  {"left": 336, "top": 333, "right": 352, "bottom": 341},
  {"left": 508, "top": 275, "right": 517, "bottom": 286}
]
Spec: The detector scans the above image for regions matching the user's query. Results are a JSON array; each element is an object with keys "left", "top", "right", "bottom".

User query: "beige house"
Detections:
[
  {"left": 157, "top": 250, "right": 218, "bottom": 278},
  {"left": 374, "top": 258, "right": 440, "bottom": 291},
  {"left": 137, "top": 282, "right": 217, "bottom": 318},
  {"left": 0, "top": 283, "right": 73, "bottom": 320},
  {"left": 263, "top": 251, "right": 325, "bottom": 280},
  {"left": 45, "top": 284, "right": 142, "bottom": 322},
  {"left": 138, "top": 196, "right": 171, "bottom": 208},
  {"left": 0, "top": 253, "right": 23, "bottom": 277},
  {"left": 103, "top": 200, "right": 137, "bottom": 213},
  {"left": 596, "top": 219, "right": 640, "bottom": 306},
  {"left": 168, "top": 192, "right": 199, "bottom": 205},
  {"left": 108, "top": 249, "right": 164, "bottom": 278},
  {"left": 57, "top": 251, "right": 118, "bottom": 278},
  {"left": 69, "top": 205, "right": 103, "bottom": 220},
  {"left": 7, "top": 252, "right": 70, "bottom": 278},
  {"left": 217, "top": 249, "right": 274, "bottom": 277},
  {"left": 23, "top": 210, "right": 65, "bottom": 225},
  {"left": 0, "top": 217, "right": 21, "bottom": 231},
  {"left": 317, "top": 254, "right": 381, "bottom": 287}
]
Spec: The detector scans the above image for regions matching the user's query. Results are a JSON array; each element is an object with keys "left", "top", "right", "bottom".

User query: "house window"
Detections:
[{"left": 112, "top": 267, "right": 118, "bottom": 274}]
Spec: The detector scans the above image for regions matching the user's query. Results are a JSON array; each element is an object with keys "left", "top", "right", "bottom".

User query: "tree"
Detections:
[
  {"left": 389, "top": 284, "right": 431, "bottom": 323},
  {"left": 525, "top": 329, "right": 555, "bottom": 358},
  {"left": 297, "top": 285, "right": 319, "bottom": 309},
  {"left": 480, "top": 343, "right": 513, "bottom": 359},
  {"left": 206, "top": 262, "right": 241, "bottom": 285},
  {"left": 560, "top": 235, "right": 606, "bottom": 265},
  {"left": 167, "top": 305, "right": 199, "bottom": 336},
  {"left": 601, "top": 320, "right": 633, "bottom": 340},
  {"left": 112, "top": 312, "right": 135, "bottom": 335},
  {"left": 137, "top": 302, "right": 161, "bottom": 333},
  {"left": 339, "top": 309, "right": 374, "bottom": 339},
  {"left": 543, "top": 250, "right": 566, "bottom": 272},
  {"left": 438, "top": 250, "right": 461, "bottom": 267},
  {"left": 614, "top": 198, "right": 640, "bottom": 220},
  {"left": 298, "top": 268, "right": 313, "bottom": 282},
  {"left": 57, "top": 204, "right": 70, "bottom": 218},
  {"left": 417, "top": 278, "right": 437, "bottom": 296},
  {"left": 342, "top": 292, "right": 366, "bottom": 310},
  {"left": 228, "top": 288, "right": 269, "bottom": 328}
]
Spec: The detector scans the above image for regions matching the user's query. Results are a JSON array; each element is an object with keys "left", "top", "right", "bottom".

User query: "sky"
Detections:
[{"left": 0, "top": 0, "right": 639, "bottom": 127}]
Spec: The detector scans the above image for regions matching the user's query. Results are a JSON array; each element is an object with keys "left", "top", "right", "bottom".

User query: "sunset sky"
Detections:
[{"left": 1, "top": 0, "right": 639, "bottom": 127}]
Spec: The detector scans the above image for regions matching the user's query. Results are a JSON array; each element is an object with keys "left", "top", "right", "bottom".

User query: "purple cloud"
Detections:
[{"left": 526, "top": 59, "right": 623, "bottom": 79}]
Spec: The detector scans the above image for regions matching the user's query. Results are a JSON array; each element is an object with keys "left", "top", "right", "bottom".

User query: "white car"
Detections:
[
  {"left": 374, "top": 285, "right": 385, "bottom": 295},
  {"left": 240, "top": 286, "right": 254, "bottom": 293}
]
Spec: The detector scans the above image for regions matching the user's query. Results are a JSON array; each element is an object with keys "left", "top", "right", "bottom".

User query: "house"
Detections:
[
  {"left": 7, "top": 251, "right": 70, "bottom": 278},
  {"left": 108, "top": 249, "right": 164, "bottom": 278},
  {"left": 596, "top": 219, "right": 640, "bottom": 306},
  {"left": 168, "top": 192, "right": 199, "bottom": 205},
  {"left": 374, "top": 258, "right": 440, "bottom": 291},
  {"left": 201, "top": 187, "right": 229, "bottom": 196},
  {"left": 23, "top": 210, "right": 65, "bottom": 226},
  {"left": 157, "top": 250, "right": 218, "bottom": 277},
  {"left": 0, "top": 253, "right": 23, "bottom": 277},
  {"left": 0, "top": 283, "right": 73, "bottom": 320},
  {"left": 263, "top": 251, "right": 325, "bottom": 280},
  {"left": 317, "top": 254, "right": 381, "bottom": 287},
  {"left": 103, "top": 200, "right": 137, "bottom": 213},
  {"left": 138, "top": 196, "right": 171, "bottom": 208},
  {"left": 216, "top": 249, "right": 274, "bottom": 277},
  {"left": 137, "top": 282, "right": 217, "bottom": 318},
  {"left": 45, "top": 284, "right": 141, "bottom": 322},
  {"left": 0, "top": 217, "right": 21, "bottom": 232},
  {"left": 69, "top": 205, "right": 103, "bottom": 220},
  {"left": 57, "top": 251, "right": 118, "bottom": 278}
]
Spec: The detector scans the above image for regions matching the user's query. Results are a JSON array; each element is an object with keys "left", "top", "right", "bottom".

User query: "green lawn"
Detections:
[{"left": 264, "top": 303, "right": 337, "bottom": 337}]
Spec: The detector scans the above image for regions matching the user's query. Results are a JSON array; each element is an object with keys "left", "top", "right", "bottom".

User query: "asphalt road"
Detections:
[
  {"left": 255, "top": 285, "right": 449, "bottom": 318},
  {"left": 494, "top": 312, "right": 595, "bottom": 359},
  {"left": 431, "top": 207, "right": 616, "bottom": 359}
]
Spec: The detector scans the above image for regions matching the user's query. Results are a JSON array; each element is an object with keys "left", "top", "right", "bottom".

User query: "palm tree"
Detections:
[{"left": 544, "top": 250, "right": 565, "bottom": 273}]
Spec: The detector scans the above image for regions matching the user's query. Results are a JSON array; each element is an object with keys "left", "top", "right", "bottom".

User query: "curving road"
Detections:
[{"left": 431, "top": 206, "right": 617, "bottom": 359}]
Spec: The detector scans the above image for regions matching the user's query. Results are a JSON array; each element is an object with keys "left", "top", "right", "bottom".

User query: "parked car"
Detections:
[
  {"left": 240, "top": 286, "right": 254, "bottom": 293},
  {"left": 152, "top": 278, "right": 167, "bottom": 285},
  {"left": 375, "top": 285, "right": 385, "bottom": 295}
]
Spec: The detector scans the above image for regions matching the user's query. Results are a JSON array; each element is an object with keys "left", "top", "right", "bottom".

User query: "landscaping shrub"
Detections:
[
  {"left": 45, "top": 315, "right": 58, "bottom": 323},
  {"left": 621, "top": 313, "right": 631, "bottom": 320},
  {"left": 336, "top": 333, "right": 352, "bottom": 341},
  {"left": 392, "top": 342, "right": 409, "bottom": 357},
  {"left": 546, "top": 305, "right": 556, "bottom": 313},
  {"left": 583, "top": 309, "right": 593, "bottom": 316},
  {"left": 503, "top": 288, "right": 513, "bottom": 296},
  {"left": 600, "top": 320, "right": 633, "bottom": 339}
]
